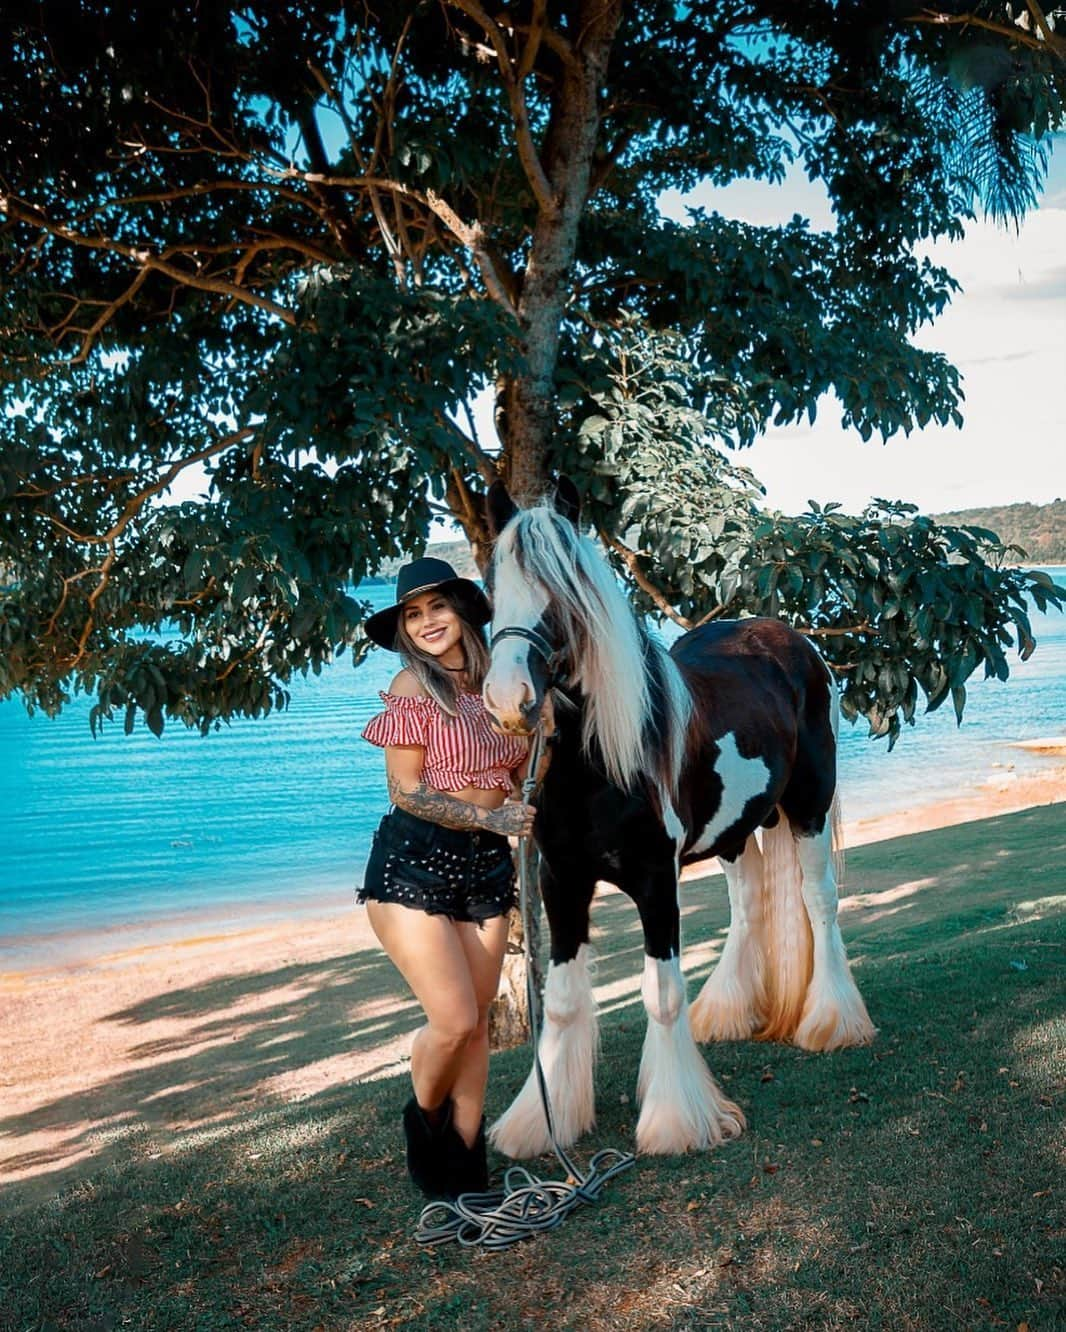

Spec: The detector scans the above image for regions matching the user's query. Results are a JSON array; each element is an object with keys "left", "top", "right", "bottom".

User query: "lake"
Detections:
[{"left": 2, "top": 570, "right": 1063, "bottom": 959}]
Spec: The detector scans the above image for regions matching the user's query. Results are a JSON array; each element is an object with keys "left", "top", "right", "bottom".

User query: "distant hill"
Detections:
[
  {"left": 369, "top": 501, "right": 1066, "bottom": 583},
  {"left": 373, "top": 539, "right": 477, "bottom": 582},
  {"left": 932, "top": 499, "right": 1066, "bottom": 565}
]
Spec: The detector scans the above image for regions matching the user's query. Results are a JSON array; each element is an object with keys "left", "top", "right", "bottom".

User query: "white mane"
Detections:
[{"left": 493, "top": 504, "right": 691, "bottom": 800}]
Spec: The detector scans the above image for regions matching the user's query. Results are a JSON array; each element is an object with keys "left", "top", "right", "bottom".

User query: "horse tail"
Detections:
[
  {"left": 828, "top": 675, "right": 845, "bottom": 890},
  {"left": 755, "top": 811, "right": 814, "bottom": 1043}
]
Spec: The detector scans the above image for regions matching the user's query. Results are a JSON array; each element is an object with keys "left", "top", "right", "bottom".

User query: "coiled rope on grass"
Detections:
[{"left": 414, "top": 724, "right": 637, "bottom": 1250}]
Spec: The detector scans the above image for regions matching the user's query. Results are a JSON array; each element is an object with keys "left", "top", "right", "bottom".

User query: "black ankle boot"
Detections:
[
  {"left": 445, "top": 1117, "right": 489, "bottom": 1197},
  {"left": 402, "top": 1097, "right": 455, "bottom": 1198}
]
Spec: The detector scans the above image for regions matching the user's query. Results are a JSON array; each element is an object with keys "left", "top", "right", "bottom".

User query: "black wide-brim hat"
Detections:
[{"left": 364, "top": 556, "right": 491, "bottom": 651}]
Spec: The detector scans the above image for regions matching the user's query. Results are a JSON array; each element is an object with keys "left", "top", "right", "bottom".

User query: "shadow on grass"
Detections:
[
  {"left": 1, "top": 805, "right": 1063, "bottom": 1331},
  {"left": 0, "top": 943, "right": 421, "bottom": 1199}
]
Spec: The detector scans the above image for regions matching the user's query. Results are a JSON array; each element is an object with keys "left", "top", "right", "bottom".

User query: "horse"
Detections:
[{"left": 481, "top": 478, "right": 875, "bottom": 1158}]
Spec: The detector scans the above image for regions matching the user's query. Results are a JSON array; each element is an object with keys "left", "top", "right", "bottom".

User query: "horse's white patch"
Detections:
[
  {"left": 641, "top": 954, "right": 685, "bottom": 1026},
  {"left": 688, "top": 732, "right": 770, "bottom": 856},
  {"left": 663, "top": 802, "right": 685, "bottom": 855}
]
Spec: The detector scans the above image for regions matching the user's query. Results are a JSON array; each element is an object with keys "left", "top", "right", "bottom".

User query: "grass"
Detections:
[{"left": 1, "top": 804, "right": 1063, "bottom": 1331}]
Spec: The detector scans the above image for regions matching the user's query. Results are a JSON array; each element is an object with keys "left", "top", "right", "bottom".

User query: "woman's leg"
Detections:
[
  {"left": 449, "top": 914, "right": 510, "bottom": 1145},
  {"left": 365, "top": 901, "right": 479, "bottom": 1112}
]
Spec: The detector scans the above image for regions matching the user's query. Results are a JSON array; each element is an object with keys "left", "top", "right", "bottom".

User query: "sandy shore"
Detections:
[{"left": 1, "top": 762, "right": 1063, "bottom": 1205}]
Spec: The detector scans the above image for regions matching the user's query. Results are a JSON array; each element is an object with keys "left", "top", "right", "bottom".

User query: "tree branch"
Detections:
[
  {"left": 797, "top": 621, "right": 876, "bottom": 638},
  {"left": 297, "top": 105, "right": 362, "bottom": 256},
  {"left": 599, "top": 530, "right": 692, "bottom": 628},
  {"left": 46, "top": 428, "right": 256, "bottom": 547},
  {"left": 434, "top": 411, "right": 499, "bottom": 485},
  {"left": 446, "top": 0, "right": 558, "bottom": 214},
  {"left": 87, "top": 179, "right": 321, "bottom": 220},
  {"left": 2, "top": 196, "right": 296, "bottom": 328},
  {"left": 906, "top": 7, "right": 1066, "bottom": 58},
  {"left": 267, "top": 167, "right": 518, "bottom": 315},
  {"left": 306, "top": 59, "right": 404, "bottom": 279},
  {"left": 216, "top": 609, "right": 283, "bottom": 682},
  {"left": 1024, "top": 0, "right": 1062, "bottom": 51}
]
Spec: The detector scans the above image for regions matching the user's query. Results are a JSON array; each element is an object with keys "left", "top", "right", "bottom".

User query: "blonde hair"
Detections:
[{"left": 394, "top": 590, "right": 491, "bottom": 716}]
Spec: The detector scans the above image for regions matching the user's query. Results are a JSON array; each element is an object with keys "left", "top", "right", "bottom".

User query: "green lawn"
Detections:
[{"left": 2, "top": 805, "right": 1063, "bottom": 1331}]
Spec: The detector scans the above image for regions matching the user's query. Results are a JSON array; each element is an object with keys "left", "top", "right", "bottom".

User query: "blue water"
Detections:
[{"left": 2, "top": 573, "right": 1063, "bottom": 955}]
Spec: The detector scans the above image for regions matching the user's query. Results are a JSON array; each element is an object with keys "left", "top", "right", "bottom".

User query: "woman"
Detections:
[{"left": 358, "top": 557, "right": 534, "bottom": 1200}]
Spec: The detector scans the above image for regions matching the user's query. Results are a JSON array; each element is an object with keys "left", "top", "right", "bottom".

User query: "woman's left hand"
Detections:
[{"left": 484, "top": 799, "right": 536, "bottom": 840}]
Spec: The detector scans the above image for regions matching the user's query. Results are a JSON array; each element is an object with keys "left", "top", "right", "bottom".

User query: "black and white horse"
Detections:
[{"left": 482, "top": 480, "right": 875, "bottom": 1157}]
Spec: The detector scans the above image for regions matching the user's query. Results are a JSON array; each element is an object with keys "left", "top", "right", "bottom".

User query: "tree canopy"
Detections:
[{"left": 2, "top": 0, "right": 1064, "bottom": 746}]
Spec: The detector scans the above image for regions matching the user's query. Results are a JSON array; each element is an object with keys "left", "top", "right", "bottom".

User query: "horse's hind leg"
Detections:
[
  {"left": 690, "top": 835, "right": 767, "bottom": 1042},
  {"left": 489, "top": 862, "right": 598, "bottom": 1159},
  {"left": 626, "top": 867, "right": 745, "bottom": 1154},
  {"left": 793, "top": 816, "right": 876, "bottom": 1051}
]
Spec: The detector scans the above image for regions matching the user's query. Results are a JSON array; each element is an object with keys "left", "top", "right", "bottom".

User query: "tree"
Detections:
[{"left": 2, "top": 0, "right": 1064, "bottom": 753}]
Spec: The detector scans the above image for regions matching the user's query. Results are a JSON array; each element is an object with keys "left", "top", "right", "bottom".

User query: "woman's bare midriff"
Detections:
[{"left": 444, "top": 785, "right": 510, "bottom": 811}]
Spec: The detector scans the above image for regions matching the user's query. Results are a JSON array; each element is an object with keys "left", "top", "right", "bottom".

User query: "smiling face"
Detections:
[{"left": 400, "top": 589, "right": 465, "bottom": 667}]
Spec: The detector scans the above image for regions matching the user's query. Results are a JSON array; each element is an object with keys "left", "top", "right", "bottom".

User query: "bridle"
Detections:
[{"left": 489, "top": 624, "right": 565, "bottom": 689}]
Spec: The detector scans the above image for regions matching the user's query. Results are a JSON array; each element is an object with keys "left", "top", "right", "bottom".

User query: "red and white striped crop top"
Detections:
[{"left": 362, "top": 691, "right": 528, "bottom": 793}]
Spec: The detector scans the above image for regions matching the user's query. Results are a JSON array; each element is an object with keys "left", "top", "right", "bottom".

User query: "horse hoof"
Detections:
[
  {"left": 690, "top": 996, "right": 761, "bottom": 1043},
  {"left": 488, "top": 1108, "right": 554, "bottom": 1160},
  {"left": 793, "top": 1008, "right": 877, "bottom": 1051},
  {"left": 635, "top": 1094, "right": 745, "bottom": 1155}
]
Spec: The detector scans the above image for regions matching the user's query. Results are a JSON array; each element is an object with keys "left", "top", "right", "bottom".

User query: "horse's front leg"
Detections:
[
  {"left": 626, "top": 865, "right": 745, "bottom": 1154},
  {"left": 489, "top": 860, "right": 598, "bottom": 1159}
]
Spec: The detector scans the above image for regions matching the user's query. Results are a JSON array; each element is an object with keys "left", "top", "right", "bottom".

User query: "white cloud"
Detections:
[
  {"left": 738, "top": 211, "right": 1065, "bottom": 515},
  {"left": 660, "top": 163, "right": 836, "bottom": 232},
  {"left": 659, "top": 147, "right": 1065, "bottom": 515}
]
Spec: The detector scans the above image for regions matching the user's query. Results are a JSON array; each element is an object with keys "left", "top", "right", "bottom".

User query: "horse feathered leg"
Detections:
[
  {"left": 489, "top": 866, "right": 598, "bottom": 1159},
  {"left": 690, "top": 835, "right": 767, "bottom": 1042},
  {"left": 755, "top": 814, "right": 813, "bottom": 1042},
  {"left": 793, "top": 816, "right": 876, "bottom": 1051},
  {"left": 628, "top": 869, "right": 744, "bottom": 1154}
]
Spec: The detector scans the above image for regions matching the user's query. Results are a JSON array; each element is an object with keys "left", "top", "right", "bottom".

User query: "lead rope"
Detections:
[{"left": 413, "top": 724, "right": 636, "bottom": 1251}]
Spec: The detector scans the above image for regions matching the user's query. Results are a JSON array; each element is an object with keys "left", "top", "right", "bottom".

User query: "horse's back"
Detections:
[
  {"left": 671, "top": 617, "right": 837, "bottom": 845},
  {"left": 671, "top": 617, "right": 821, "bottom": 681}
]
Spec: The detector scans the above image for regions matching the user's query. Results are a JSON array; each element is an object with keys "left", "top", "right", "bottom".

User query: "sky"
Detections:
[{"left": 657, "top": 138, "right": 1066, "bottom": 516}]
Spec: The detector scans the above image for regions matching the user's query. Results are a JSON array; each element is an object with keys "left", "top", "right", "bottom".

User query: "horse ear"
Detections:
[
  {"left": 485, "top": 480, "right": 517, "bottom": 536},
  {"left": 552, "top": 475, "right": 581, "bottom": 527}
]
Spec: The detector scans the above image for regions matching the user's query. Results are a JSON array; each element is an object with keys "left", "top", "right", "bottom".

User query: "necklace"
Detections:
[{"left": 441, "top": 664, "right": 466, "bottom": 673}]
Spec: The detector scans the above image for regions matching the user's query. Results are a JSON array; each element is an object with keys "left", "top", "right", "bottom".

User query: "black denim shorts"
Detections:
[{"left": 357, "top": 808, "right": 516, "bottom": 925}]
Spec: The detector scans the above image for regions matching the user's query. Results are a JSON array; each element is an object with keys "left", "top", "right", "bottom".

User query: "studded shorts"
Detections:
[{"left": 357, "top": 808, "right": 516, "bottom": 925}]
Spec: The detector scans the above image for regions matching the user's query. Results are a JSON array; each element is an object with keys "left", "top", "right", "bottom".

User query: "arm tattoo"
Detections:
[{"left": 388, "top": 774, "right": 488, "bottom": 832}]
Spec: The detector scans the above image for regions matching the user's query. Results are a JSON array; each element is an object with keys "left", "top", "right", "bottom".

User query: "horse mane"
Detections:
[{"left": 494, "top": 503, "right": 691, "bottom": 804}]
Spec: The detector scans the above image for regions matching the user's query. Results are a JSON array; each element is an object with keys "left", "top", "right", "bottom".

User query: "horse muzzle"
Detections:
[{"left": 487, "top": 702, "right": 538, "bottom": 737}]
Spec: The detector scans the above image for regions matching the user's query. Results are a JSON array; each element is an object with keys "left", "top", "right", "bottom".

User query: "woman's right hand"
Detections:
[{"left": 483, "top": 800, "right": 536, "bottom": 840}]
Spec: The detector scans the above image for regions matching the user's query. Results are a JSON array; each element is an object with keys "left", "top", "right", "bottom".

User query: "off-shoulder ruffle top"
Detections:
[{"left": 362, "top": 690, "right": 527, "bottom": 793}]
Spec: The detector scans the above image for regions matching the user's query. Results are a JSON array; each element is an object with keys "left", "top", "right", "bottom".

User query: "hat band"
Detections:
[{"left": 400, "top": 579, "right": 454, "bottom": 603}]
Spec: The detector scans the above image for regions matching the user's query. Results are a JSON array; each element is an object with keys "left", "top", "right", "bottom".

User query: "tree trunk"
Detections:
[
  {"left": 487, "top": 3, "right": 622, "bottom": 1052},
  {"left": 502, "top": 0, "right": 624, "bottom": 505},
  {"left": 487, "top": 868, "right": 541, "bottom": 1051}
]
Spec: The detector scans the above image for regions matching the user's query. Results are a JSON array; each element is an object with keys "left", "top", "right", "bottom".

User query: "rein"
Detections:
[{"left": 413, "top": 722, "right": 636, "bottom": 1251}]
